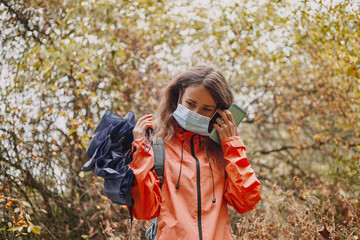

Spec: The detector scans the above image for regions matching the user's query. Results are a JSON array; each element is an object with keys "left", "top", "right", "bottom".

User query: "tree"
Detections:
[{"left": 1, "top": 0, "right": 164, "bottom": 238}]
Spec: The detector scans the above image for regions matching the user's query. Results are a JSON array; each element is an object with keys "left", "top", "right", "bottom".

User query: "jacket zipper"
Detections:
[{"left": 190, "top": 134, "right": 203, "bottom": 240}]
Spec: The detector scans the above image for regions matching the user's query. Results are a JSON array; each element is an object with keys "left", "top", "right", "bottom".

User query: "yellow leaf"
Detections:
[
  {"left": 50, "top": 84, "right": 59, "bottom": 89},
  {"left": 81, "top": 61, "right": 90, "bottom": 71},
  {"left": 32, "top": 226, "right": 41, "bottom": 234},
  {"left": 40, "top": 209, "right": 48, "bottom": 214},
  {"left": 9, "top": 107, "right": 20, "bottom": 111},
  {"left": 69, "top": 128, "right": 77, "bottom": 134},
  {"left": 90, "top": 92, "right": 97, "bottom": 99},
  {"left": 22, "top": 201, "right": 31, "bottom": 208}
]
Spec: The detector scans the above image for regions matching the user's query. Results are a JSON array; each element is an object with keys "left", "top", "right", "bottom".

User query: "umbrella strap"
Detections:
[
  {"left": 144, "top": 128, "right": 153, "bottom": 153},
  {"left": 129, "top": 206, "right": 133, "bottom": 240}
]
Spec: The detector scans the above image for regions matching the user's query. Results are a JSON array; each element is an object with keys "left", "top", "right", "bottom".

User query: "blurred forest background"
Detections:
[{"left": 0, "top": 0, "right": 359, "bottom": 239}]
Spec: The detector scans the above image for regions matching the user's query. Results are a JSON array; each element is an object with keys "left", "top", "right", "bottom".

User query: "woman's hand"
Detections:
[
  {"left": 133, "top": 114, "right": 153, "bottom": 140},
  {"left": 212, "top": 109, "right": 240, "bottom": 141}
]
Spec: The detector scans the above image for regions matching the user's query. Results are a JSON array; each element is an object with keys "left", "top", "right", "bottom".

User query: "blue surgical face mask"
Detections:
[{"left": 173, "top": 103, "right": 214, "bottom": 136}]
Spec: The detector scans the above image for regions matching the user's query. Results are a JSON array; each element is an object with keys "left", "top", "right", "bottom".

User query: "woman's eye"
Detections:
[
  {"left": 187, "top": 102, "right": 195, "bottom": 107},
  {"left": 203, "top": 108, "right": 211, "bottom": 112}
]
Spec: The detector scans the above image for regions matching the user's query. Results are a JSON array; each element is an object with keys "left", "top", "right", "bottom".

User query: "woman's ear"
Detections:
[{"left": 178, "top": 88, "right": 182, "bottom": 104}]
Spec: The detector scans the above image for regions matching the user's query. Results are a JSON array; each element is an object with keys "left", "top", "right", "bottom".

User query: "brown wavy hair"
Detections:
[{"left": 154, "top": 65, "right": 234, "bottom": 165}]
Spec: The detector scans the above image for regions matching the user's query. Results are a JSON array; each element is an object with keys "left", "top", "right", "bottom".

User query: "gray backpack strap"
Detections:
[
  {"left": 145, "top": 218, "right": 158, "bottom": 240},
  {"left": 145, "top": 137, "right": 165, "bottom": 240},
  {"left": 152, "top": 137, "right": 165, "bottom": 188}
]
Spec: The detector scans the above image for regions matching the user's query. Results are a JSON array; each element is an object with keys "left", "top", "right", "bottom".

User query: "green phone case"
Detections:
[{"left": 209, "top": 103, "right": 246, "bottom": 145}]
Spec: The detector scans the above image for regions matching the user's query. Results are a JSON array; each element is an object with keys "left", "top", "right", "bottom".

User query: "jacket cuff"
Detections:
[
  {"left": 221, "top": 136, "right": 246, "bottom": 150},
  {"left": 132, "top": 136, "right": 146, "bottom": 148},
  {"left": 221, "top": 136, "right": 249, "bottom": 166},
  {"left": 130, "top": 137, "right": 154, "bottom": 175}
]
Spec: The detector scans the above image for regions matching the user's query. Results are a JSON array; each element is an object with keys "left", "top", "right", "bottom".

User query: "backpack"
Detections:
[{"left": 145, "top": 136, "right": 165, "bottom": 240}]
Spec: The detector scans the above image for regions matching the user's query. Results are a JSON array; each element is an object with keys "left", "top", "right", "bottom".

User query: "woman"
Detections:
[{"left": 130, "top": 65, "right": 261, "bottom": 240}]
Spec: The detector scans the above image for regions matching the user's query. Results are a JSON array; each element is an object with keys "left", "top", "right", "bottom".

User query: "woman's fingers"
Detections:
[
  {"left": 142, "top": 120, "right": 154, "bottom": 130},
  {"left": 133, "top": 114, "right": 153, "bottom": 140},
  {"left": 224, "top": 110, "right": 235, "bottom": 123},
  {"left": 217, "top": 109, "right": 235, "bottom": 125},
  {"left": 213, "top": 109, "right": 239, "bottom": 141},
  {"left": 137, "top": 114, "right": 152, "bottom": 125},
  {"left": 138, "top": 114, "right": 152, "bottom": 124},
  {"left": 216, "top": 117, "right": 224, "bottom": 125},
  {"left": 138, "top": 116, "right": 152, "bottom": 129},
  {"left": 212, "top": 123, "right": 224, "bottom": 139}
]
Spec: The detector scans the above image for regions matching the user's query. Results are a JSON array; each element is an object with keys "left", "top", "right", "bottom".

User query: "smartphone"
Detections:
[{"left": 209, "top": 103, "right": 246, "bottom": 145}]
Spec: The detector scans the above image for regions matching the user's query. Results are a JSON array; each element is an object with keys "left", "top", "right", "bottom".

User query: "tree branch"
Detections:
[{"left": 0, "top": 0, "right": 53, "bottom": 44}]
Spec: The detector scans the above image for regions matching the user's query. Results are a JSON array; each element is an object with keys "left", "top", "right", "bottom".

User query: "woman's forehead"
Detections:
[{"left": 182, "top": 85, "right": 216, "bottom": 107}]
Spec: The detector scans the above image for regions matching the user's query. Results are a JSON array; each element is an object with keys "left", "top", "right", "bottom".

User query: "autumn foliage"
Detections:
[{"left": 0, "top": 0, "right": 359, "bottom": 239}]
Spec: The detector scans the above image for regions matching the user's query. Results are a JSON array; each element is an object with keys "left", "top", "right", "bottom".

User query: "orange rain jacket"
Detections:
[{"left": 129, "top": 126, "right": 261, "bottom": 240}]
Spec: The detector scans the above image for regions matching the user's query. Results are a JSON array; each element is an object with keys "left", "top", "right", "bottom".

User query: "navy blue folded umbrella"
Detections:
[{"left": 82, "top": 109, "right": 136, "bottom": 206}]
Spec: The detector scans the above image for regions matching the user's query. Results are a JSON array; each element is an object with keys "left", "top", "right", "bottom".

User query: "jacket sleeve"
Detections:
[
  {"left": 129, "top": 137, "right": 162, "bottom": 220},
  {"left": 222, "top": 136, "right": 261, "bottom": 214}
]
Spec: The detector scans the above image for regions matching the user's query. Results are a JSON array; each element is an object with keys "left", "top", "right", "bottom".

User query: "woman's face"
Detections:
[{"left": 180, "top": 84, "right": 217, "bottom": 117}]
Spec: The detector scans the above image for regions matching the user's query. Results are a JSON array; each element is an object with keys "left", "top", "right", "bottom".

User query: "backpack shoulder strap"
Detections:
[
  {"left": 152, "top": 136, "right": 165, "bottom": 188},
  {"left": 145, "top": 137, "right": 164, "bottom": 240}
]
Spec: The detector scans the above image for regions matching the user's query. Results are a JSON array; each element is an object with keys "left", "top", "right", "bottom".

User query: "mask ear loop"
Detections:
[
  {"left": 144, "top": 128, "right": 153, "bottom": 153},
  {"left": 177, "top": 89, "right": 182, "bottom": 106},
  {"left": 210, "top": 109, "right": 219, "bottom": 119}
]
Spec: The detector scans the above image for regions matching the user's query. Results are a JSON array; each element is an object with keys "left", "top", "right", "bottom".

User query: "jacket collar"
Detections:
[{"left": 174, "top": 123, "right": 205, "bottom": 148}]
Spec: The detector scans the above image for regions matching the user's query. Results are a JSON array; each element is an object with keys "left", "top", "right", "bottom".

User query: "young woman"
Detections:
[{"left": 130, "top": 65, "right": 261, "bottom": 240}]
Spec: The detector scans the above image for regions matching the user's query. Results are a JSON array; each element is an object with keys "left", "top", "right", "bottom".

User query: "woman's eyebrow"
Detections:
[
  {"left": 203, "top": 104, "right": 216, "bottom": 108},
  {"left": 186, "top": 99, "right": 216, "bottom": 108},
  {"left": 186, "top": 99, "right": 197, "bottom": 104}
]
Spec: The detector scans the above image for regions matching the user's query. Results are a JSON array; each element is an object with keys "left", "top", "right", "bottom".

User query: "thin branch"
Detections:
[{"left": 0, "top": 0, "right": 53, "bottom": 44}]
